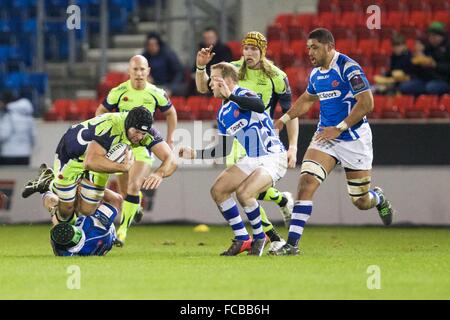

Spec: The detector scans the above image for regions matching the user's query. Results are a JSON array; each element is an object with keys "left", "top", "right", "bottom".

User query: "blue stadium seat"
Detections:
[{"left": 29, "top": 73, "right": 48, "bottom": 94}]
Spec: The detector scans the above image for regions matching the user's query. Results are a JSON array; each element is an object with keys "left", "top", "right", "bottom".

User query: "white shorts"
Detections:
[
  {"left": 309, "top": 123, "right": 373, "bottom": 170},
  {"left": 235, "top": 152, "right": 287, "bottom": 185}
]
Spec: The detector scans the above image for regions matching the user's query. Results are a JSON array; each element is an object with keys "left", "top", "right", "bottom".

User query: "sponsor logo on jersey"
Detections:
[
  {"left": 350, "top": 75, "right": 367, "bottom": 91},
  {"left": 318, "top": 90, "right": 341, "bottom": 100},
  {"left": 227, "top": 119, "right": 248, "bottom": 135},
  {"left": 317, "top": 75, "right": 330, "bottom": 80}
]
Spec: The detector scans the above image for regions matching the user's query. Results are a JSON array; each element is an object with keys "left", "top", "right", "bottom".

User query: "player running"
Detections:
[
  {"left": 195, "top": 31, "right": 296, "bottom": 251},
  {"left": 96, "top": 55, "right": 177, "bottom": 243},
  {"left": 180, "top": 62, "right": 287, "bottom": 256},
  {"left": 22, "top": 107, "right": 177, "bottom": 245},
  {"left": 273, "top": 28, "right": 395, "bottom": 255}
]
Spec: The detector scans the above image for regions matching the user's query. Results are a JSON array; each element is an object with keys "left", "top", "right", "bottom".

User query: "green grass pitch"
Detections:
[{"left": 0, "top": 224, "right": 449, "bottom": 299}]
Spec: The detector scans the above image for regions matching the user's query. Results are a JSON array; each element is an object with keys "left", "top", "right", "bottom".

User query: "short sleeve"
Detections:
[
  {"left": 154, "top": 89, "right": 173, "bottom": 113},
  {"left": 306, "top": 72, "right": 317, "bottom": 95},
  {"left": 217, "top": 120, "right": 227, "bottom": 136},
  {"left": 343, "top": 62, "right": 370, "bottom": 96},
  {"left": 103, "top": 87, "right": 122, "bottom": 111},
  {"left": 143, "top": 127, "right": 164, "bottom": 151}
]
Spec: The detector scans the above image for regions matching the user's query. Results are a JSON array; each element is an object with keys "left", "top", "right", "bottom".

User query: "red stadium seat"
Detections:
[
  {"left": 404, "top": 95, "right": 434, "bottom": 118},
  {"left": 335, "top": 12, "right": 364, "bottom": 29},
  {"left": 382, "top": 95, "right": 413, "bottom": 118},
  {"left": 317, "top": 0, "right": 338, "bottom": 13},
  {"left": 384, "top": 11, "right": 408, "bottom": 30},
  {"left": 267, "top": 40, "right": 285, "bottom": 64},
  {"left": 75, "top": 99, "right": 97, "bottom": 120},
  {"left": 267, "top": 23, "right": 286, "bottom": 41},
  {"left": 382, "top": 0, "right": 409, "bottom": 12},
  {"left": 287, "top": 25, "right": 307, "bottom": 41},
  {"left": 378, "top": 27, "right": 396, "bottom": 42},
  {"left": 226, "top": 41, "right": 242, "bottom": 61},
  {"left": 428, "top": 94, "right": 450, "bottom": 118},
  {"left": 356, "top": 39, "right": 380, "bottom": 59},
  {"left": 52, "top": 99, "right": 73, "bottom": 120},
  {"left": 355, "top": 27, "right": 379, "bottom": 41},
  {"left": 371, "top": 55, "right": 391, "bottom": 74},
  {"left": 335, "top": 39, "right": 358, "bottom": 55},
  {"left": 275, "top": 13, "right": 296, "bottom": 31},
  {"left": 407, "top": 0, "right": 432, "bottom": 12},
  {"left": 186, "top": 96, "right": 209, "bottom": 119},
  {"left": 294, "top": 14, "right": 315, "bottom": 31},
  {"left": 407, "top": 11, "right": 433, "bottom": 30},
  {"left": 371, "top": 95, "right": 387, "bottom": 118},
  {"left": 290, "top": 40, "right": 307, "bottom": 60},
  {"left": 280, "top": 50, "right": 297, "bottom": 69},
  {"left": 332, "top": 27, "right": 355, "bottom": 40},
  {"left": 433, "top": 11, "right": 450, "bottom": 24},
  {"left": 430, "top": 0, "right": 450, "bottom": 11},
  {"left": 312, "top": 12, "right": 336, "bottom": 30},
  {"left": 338, "top": 0, "right": 362, "bottom": 12},
  {"left": 399, "top": 25, "right": 425, "bottom": 40},
  {"left": 170, "top": 96, "right": 186, "bottom": 112},
  {"left": 104, "top": 71, "right": 128, "bottom": 87},
  {"left": 379, "top": 39, "right": 392, "bottom": 55}
]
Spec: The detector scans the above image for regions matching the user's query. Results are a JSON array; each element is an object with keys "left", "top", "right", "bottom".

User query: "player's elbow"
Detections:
[{"left": 83, "top": 156, "right": 94, "bottom": 171}]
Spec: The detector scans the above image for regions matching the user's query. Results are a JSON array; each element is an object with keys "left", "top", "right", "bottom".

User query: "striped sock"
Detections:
[
  {"left": 287, "top": 200, "right": 312, "bottom": 247},
  {"left": 244, "top": 201, "right": 265, "bottom": 240},
  {"left": 219, "top": 198, "right": 249, "bottom": 241}
]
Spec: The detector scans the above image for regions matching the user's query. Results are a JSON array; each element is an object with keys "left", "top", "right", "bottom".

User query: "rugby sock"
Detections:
[
  {"left": 368, "top": 190, "right": 381, "bottom": 208},
  {"left": 219, "top": 198, "right": 249, "bottom": 241},
  {"left": 120, "top": 194, "right": 140, "bottom": 228},
  {"left": 259, "top": 206, "right": 274, "bottom": 232},
  {"left": 287, "top": 200, "right": 312, "bottom": 247},
  {"left": 244, "top": 201, "right": 265, "bottom": 240},
  {"left": 258, "top": 187, "right": 288, "bottom": 208}
]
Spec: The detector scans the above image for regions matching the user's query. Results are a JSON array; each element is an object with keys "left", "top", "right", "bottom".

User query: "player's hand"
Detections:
[
  {"left": 121, "top": 149, "right": 134, "bottom": 172},
  {"left": 314, "top": 126, "right": 341, "bottom": 142},
  {"left": 287, "top": 147, "right": 297, "bottom": 168},
  {"left": 274, "top": 119, "right": 285, "bottom": 132},
  {"left": 142, "top": 172, "right": 164, "bottom": 190},
  {"left": 178, "top": 146, "right": 196, "bottom": 159},
  {"left": 217, "top": 78, "right": 231, "bottom": 99},
  {"left": 196, "top": 45, "right": 215, "bottom": 67}
]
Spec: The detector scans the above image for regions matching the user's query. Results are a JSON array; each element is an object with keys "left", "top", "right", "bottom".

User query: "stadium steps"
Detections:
[
  {"left": 136, "top": 21, "right": 160, "bottom": 33},
  {"left": 113, "top": 34, "right": 147, "bottom": 48},
  {"left": 86, "top": 47, "right": 143, "bottom": 62}
]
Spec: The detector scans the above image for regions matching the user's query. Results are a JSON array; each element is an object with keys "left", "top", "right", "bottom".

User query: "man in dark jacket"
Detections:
[{"left": 142, "top": 32, "right": 186, "bottom": 96}]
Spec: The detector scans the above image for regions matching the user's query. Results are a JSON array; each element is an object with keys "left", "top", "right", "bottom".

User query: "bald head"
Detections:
[{"left": 128, "top": 55, "right": 150, "bottom": 90}]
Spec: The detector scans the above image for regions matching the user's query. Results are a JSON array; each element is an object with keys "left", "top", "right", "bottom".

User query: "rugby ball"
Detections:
[{"left": 106, "top": 143, "right": 130, "bottom": 163}]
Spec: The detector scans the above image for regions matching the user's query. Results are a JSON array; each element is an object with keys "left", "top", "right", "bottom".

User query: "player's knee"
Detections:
[
  {"left": 236, "top": 185, "right": 252, "bottom": 204},
  {"left": 347, "top": 177, "right": 371, "bottom": 210},
  {"left": 210, "top": 184, "right": 222, "bottom": 203},
  {"left": 127, "top": 179, "right": 142, "bottom": 194},
  {"left": 297, "top": 174, "right": 319, "bottom": 198}
]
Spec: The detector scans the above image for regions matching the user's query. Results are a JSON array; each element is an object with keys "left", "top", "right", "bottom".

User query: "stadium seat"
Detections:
[
  {"left": 287, "top": 25, "right": 307, "bottom": 41},
  {"left": 433, "top": 11, "right": 450, "bottom": 24},
  {"left": 399, "top": 25, "right": 424, "bottom": 40},
  {"left": 379, "top": 39, "right": 392, "bottom": 55},
  {"left": 337, "top": 0, "right": 362, "bottom": 12},
  {"left": 407, "top": 11, "right": 433, "bottom": 30},
  {"left": 378, "top": 27, "right": 396, "bottom": 42},
  {"left": 279, "top": 50, "right": 296, "bottom": 69},
  {"left": 371, "top": 55, "right": 391, "bottom": 74},
  {"left": 429, "top": 0, "right": 450, "bottom": 11},
  {"left": 381, "top": 95, "right": 413, "bottom": 118},
  {"left": 355, "top": 27, "right": 379, "bottom": 41},
  {"left": 266, "top": 23, "right": 285, "bottom": 41},
  {"left": 384, "top": 11, "right": 408, "bottom": 30},
  {"left": 104, "top": 71, "right": 128, "bottom": 87},
  {"left": 52, "top": 99, "right": 73, "bottom": 120},
  {"left": 356, "top": 39, "right": 380, "bottom": 59},
  {"left": 332, "top": 27, "right": 355, "bottom": 41},
  {"left": 226, "top": 41, "right": 242, "bottom": 61},
  {"left": 294, "top": 14, "right": 315, "bottom": 32},
  {"left": 371, "top": 95, "right": 387, "bottom": 118},
  {"left": 317, "top": 0, "right": 338, "bottom": 13},
  {"left": 274, "top": 13, "right": 296, "bottom": 31},
  {"left": 75, "top": 99, "right": 97, "bottom": 120},
  {"left": 406, "top": 0, "right": 432, "bottom": 12},
  {"left": 335, "top": 12, "right": 364, "bottom": 29},
  {"left": 290, "top": 40, "right": 307, "bottom": 60},
  {"left": 335, "top": 39, "right": 357, "bottom": 56},
  {"left": 428, "top": 94, "right": 450, "bottom": 118},
  {"left": 311, "top": 12, "right": 336, "bottom": 31},
  {"left": 186, "top": 96, "right": 209, "bottom": 120},
  {"left": 405, "top": 95, "right": 439, "bottom": 118},
  {"left": 267, "top": 40, "right": 284, "bottom": 64}
]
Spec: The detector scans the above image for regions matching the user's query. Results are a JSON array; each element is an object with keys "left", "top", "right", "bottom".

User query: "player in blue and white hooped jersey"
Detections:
[
  {"left": 45, "top": 188, "right": 122, "bottom": 256},
  {"left": 274, "top": 28, "right": 395, "bottom": 255},
  {"left": 180, "top": 62, "right": 288, "bottom": 256}
]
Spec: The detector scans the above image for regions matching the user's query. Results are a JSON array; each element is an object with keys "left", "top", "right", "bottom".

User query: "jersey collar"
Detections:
[{"left": 319, "top": 50, "right": 340, "bottom": 73}]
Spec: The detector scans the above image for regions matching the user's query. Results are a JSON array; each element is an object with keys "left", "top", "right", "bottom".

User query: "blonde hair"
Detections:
[
  {"left": 238, "top": 57, "right": 277, "bottom": 81},
  {"left": 210, "top": 62, "right": 239, "bottom": 83}
]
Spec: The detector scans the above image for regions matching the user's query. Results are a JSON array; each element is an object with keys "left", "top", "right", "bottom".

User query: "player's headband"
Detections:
[
  {"left": 242, "top": 31, "right": 267, "bottom": 57},
  {"left": 50, "top": 223, "right": 83, "bottom": 249}
]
